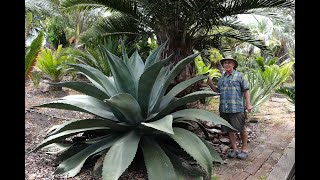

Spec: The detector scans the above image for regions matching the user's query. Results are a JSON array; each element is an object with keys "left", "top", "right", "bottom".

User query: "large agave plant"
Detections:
[{"left": 31, "top": 42, "right": 235, "bottom": 180}]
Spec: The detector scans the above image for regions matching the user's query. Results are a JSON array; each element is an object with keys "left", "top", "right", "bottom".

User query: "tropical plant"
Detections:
[
  {"left": 245, "top": 57, "right": 294, "bottom": 111},
  {"left": 276, "top": 83, "right": 295, "bottom": 104},
  {"left": 61, "top": 0, "right": 294, "bottom": 85},
  {"left": 29, "top": 70, "right": 43, "bottom": 88},
  {"left": 25, "top": 12, "right": 44, "bottom": 80},
  {"left": 46, "top": 17, "right": 69, "bottom": 48},
  {"left": 30, "top": 42, "right": 235, "bottom": 180},
  {"left": 36, "top": 44, "right": 72, "bottom": 90}
]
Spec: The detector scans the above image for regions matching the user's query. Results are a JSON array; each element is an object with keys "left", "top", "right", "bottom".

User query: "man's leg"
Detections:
[
  {"left": 240, "top": 131, "right": 248, "bottom": 153},
  {"left": 228, "top": 132, "right": 238, "bottom": 151}
]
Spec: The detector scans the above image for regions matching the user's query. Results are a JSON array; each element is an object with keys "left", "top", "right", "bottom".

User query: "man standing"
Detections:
[{"left": 207, "top": 56, "right": 253, "bottom": 160}]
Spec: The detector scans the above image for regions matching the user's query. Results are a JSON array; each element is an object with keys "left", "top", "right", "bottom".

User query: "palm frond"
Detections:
[
  {"left": 79, "top": 12, "right": 140, "bottom": 45},
  {"left": 221, "top": 0, "right": 294, "bottom": 16},
  {"left": 25, "top": 0, "right": 61, "bottom": 17},
  {"left": 61, "top": 0, "right": 138, "bottom": 16}
]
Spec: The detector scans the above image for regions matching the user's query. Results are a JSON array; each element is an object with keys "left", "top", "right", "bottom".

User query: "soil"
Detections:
[{"left": 25, "top": 77, "right": 295, "bottom": 180}]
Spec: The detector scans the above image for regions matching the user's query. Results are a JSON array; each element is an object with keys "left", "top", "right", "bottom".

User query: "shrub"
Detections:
[{"left": 31, "top": 42, "right": 234, "bottom": 180}]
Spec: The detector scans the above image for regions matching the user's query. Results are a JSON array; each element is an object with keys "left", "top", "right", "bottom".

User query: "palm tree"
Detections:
[{"left": 61, "top": 0, "right": 294, "bottom": 86}]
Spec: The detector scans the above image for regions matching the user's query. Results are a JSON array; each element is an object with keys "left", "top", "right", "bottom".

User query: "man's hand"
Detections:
[
  {"left": 246, "top": 104, "right": 253, "bottom": 113},
  {"left": 207, "top": 76, "right": 218, "bottom": 92}
]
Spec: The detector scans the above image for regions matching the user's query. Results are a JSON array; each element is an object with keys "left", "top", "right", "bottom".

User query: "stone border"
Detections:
[{"left": 266, "top": 138, "right": 295, "bottom": 180}]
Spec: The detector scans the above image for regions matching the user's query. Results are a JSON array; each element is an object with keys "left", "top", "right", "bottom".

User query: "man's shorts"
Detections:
[{"left": 220, "top": 112, "right": 246, "bottom": 133}]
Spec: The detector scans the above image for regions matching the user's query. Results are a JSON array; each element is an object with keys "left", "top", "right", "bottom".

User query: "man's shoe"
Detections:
[
  {"left": 227, "top": 150, "right": 238, "bottom": 158},
  {"left": 236, "top": 151, "right": 248, "bottom": 160}
]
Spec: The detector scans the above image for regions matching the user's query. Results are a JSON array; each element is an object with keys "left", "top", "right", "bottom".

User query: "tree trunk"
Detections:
[{"left": 157, "top": 32, "right": 201, "bottom": 97}]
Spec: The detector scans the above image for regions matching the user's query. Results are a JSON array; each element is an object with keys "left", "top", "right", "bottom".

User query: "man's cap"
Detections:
[{"left": 220, "top": 56, "right": 238, "bottom": 69}]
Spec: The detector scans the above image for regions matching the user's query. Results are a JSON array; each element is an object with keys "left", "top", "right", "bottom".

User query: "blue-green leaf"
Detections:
[
  {"left": 160, "top": 75, "right": 209, "bottom": 109},
  {"left": 48, "top": 119, "right": 130, "bottom": 136},
  {"left": 153, "top": 54, "right": 198, "bottom": 111},
  {"left": 144, "top": 39, "right": 168, "bottom": 70},
  {"left": 172, "top": 108, "right": 235, "bottom": 130},
  {"left": 138, "top": 56, "right": 171, "bottom": 118},
  {"left": 149, "top": 64, "right": 171, "bottom": 114},
  {"left": 153, "top": 91, "right": 218, "bottom": 120},
  {"left": 140, "top": 136, "right": 177, "bottom": 180},
  {"left": 102, "top": 131, "right": 141, "bottom": 180},
  {"left": 169, "top": 128, "right": 213, "bottom": 177},
  {"left": 34, "top": 95, "right": 118, "bottom": 121},
  {"left": 141, "top": 115, "right": 173, "bottom": 134},
  {"left": 48, "top": 81, "right": 109, "bottom": 100},
  {"left": 32, "top": 127, "right": 111, "bottom": 152},
  {"left": 68, "top": 64, "right": 117, "bottom": 96},
  {"left": 104, "top": 93, "right": 143, "bottom": 125},
  {"left": 55, "top": 135, "right": 120, "bottom": 177},
  {"left": 126, "top": 50, "right": 145, "bottom": 85},
  {"left": 200, "top": 138, "right": 223, "bottom": 163},
  {"left": 104, "top": 47, "right": 137, "bottom": 97}
]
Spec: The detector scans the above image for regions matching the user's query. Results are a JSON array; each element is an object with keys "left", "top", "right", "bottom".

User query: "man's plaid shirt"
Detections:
[{"left": 217, "top": 70, "right": 249, "bottom": 113}]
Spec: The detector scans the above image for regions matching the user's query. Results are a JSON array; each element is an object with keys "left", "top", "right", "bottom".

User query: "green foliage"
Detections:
[
  {"left": 31, "top": 42, "right": 234, "bottom": 180},
  {"left": 195, "top": 48, "right": 222, "bottom": 79},
  {"left": 276, "top": 83, "right": 295, "bottom": 104},
  {"left": 36, "top": 45, "right": 71, "bottom": 82},
  {"left": 245, "top": 57, "right": 294, "bottom": 110},
  {"left": 25, "top": 31, "right": 44, "bottom": 79},
  {"left": 46, "top": 17, "right": 68, "bottom": 48},
  {"left": 65, "top": 43, "right": 115, "bottom": 76},
  {"left": 29, "top": 70, "right": 43, "bottom": 87},
  {"left": 133, "top": 36, "right": 158, "bottom": 60},
  {"left": 195, "top": 56, "right": 221, "bottom": 79},
  {"left": 25, "top": 12, "right": 33, "bottom": 40},
  {"left": 208, "top": 48, "right": 223, "bottom": 64}
]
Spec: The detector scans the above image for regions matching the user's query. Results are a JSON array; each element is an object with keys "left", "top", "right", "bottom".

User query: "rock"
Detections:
[
  {"left": 207, "top": 128, "right": 222, "bottom": 134},
  {"left": 219, "top": 137, "right": 230, "bottom": 144},
  {"left": 271, "top": 97, "right": 287, "bottom": 102}
]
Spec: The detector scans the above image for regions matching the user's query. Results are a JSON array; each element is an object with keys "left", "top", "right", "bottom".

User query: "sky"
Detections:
[{"left": 237, "top": 14, "right": 272, "bottom": 25}]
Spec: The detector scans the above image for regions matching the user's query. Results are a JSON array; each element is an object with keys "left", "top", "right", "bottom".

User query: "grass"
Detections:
[
  {"left": 260, "top": 175, "right": 267, "bottom": 180},
  {"left": 211, "top": 175, "right": 219, "bottom": 180}
]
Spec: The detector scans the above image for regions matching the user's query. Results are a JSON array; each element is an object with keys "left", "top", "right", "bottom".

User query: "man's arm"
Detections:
[
  {"left": 207, "top": 76, "right": 218, "bottom": 92},
  {"left": 244, "top": 90, "right": 253, "bottom": 112}
]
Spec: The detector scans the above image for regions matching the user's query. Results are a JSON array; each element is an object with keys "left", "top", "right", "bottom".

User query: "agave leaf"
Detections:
[
  {"left": 163, "top": 147, "right": 205, "bottom": 180},
  {"left": 42, "top": 143, "right": 72, "bottom": 155},
  {"left": 153, "top": 54, "right": 198, "bottom": 111},
  {"left": 138, "top": 56, "right": 171, "bottom": 118},
  {"left": 55, "top": 143, "right": 89, "bottom": 164},
  {"left": 141, "top": 115, "right": 173, "bottom": 135},
  {"left": 140, "top": 136, "right": 177, "bottom": 180},
  {"left": 172, "top": 108, "right": 235, "bottom": 130},
  {"left": 102, "top": 131, "right": 141, "bottom": 180},
  {"left": 104, "top": 93, "right": 143, "bottom": 125},
  {"left": 153, "top": 91, "right": 218, "bottom": 120},
  {"left": 200, "top": 138, "right": 223, "bottom": 164},
  {"left": 31, "top": 127, "right": 111, "bottom": 152},
  {"left": 144, "top": 39, "right": 168, "bottom": 70},
  {"left": 54, "top": 134, "right": 120, "bottom": 178},
  {"left": 48, "top": 119, "right": 130, "bottom": 136},
  {"left": 84, "top": 135, "right": 113, "bottom": 145},
  {"left": 120, "top": 39, "right": 129, "bottom": 63},
  {"left": 126, "top": 50, "right": 145, "bottom": 85},
  {"left": 160, "top": 75, "right": 209, "bottom": 109},
  {"left": 48, "top": 81, "right": 110, "bottom": 100},
  {"left": 169, "top": 127, "right": 213, "bottom": 177},
  {"left": 104, "top": 48, "right": 137, "bottom": 98},
  {"left": 35, "top": 95, "right": 118, "bottom": 121},
  {"left": 148, "top": 63, "right": 171, "bottom": 114},
  {"left": 68, "top": 64, "right": 117, "bottom": 96},
  {"left": 174, "top": 118, "right": 210, "bottom": 140},
  {"left": 93, "top": 153, "right": 106, "bottom": 176}
]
